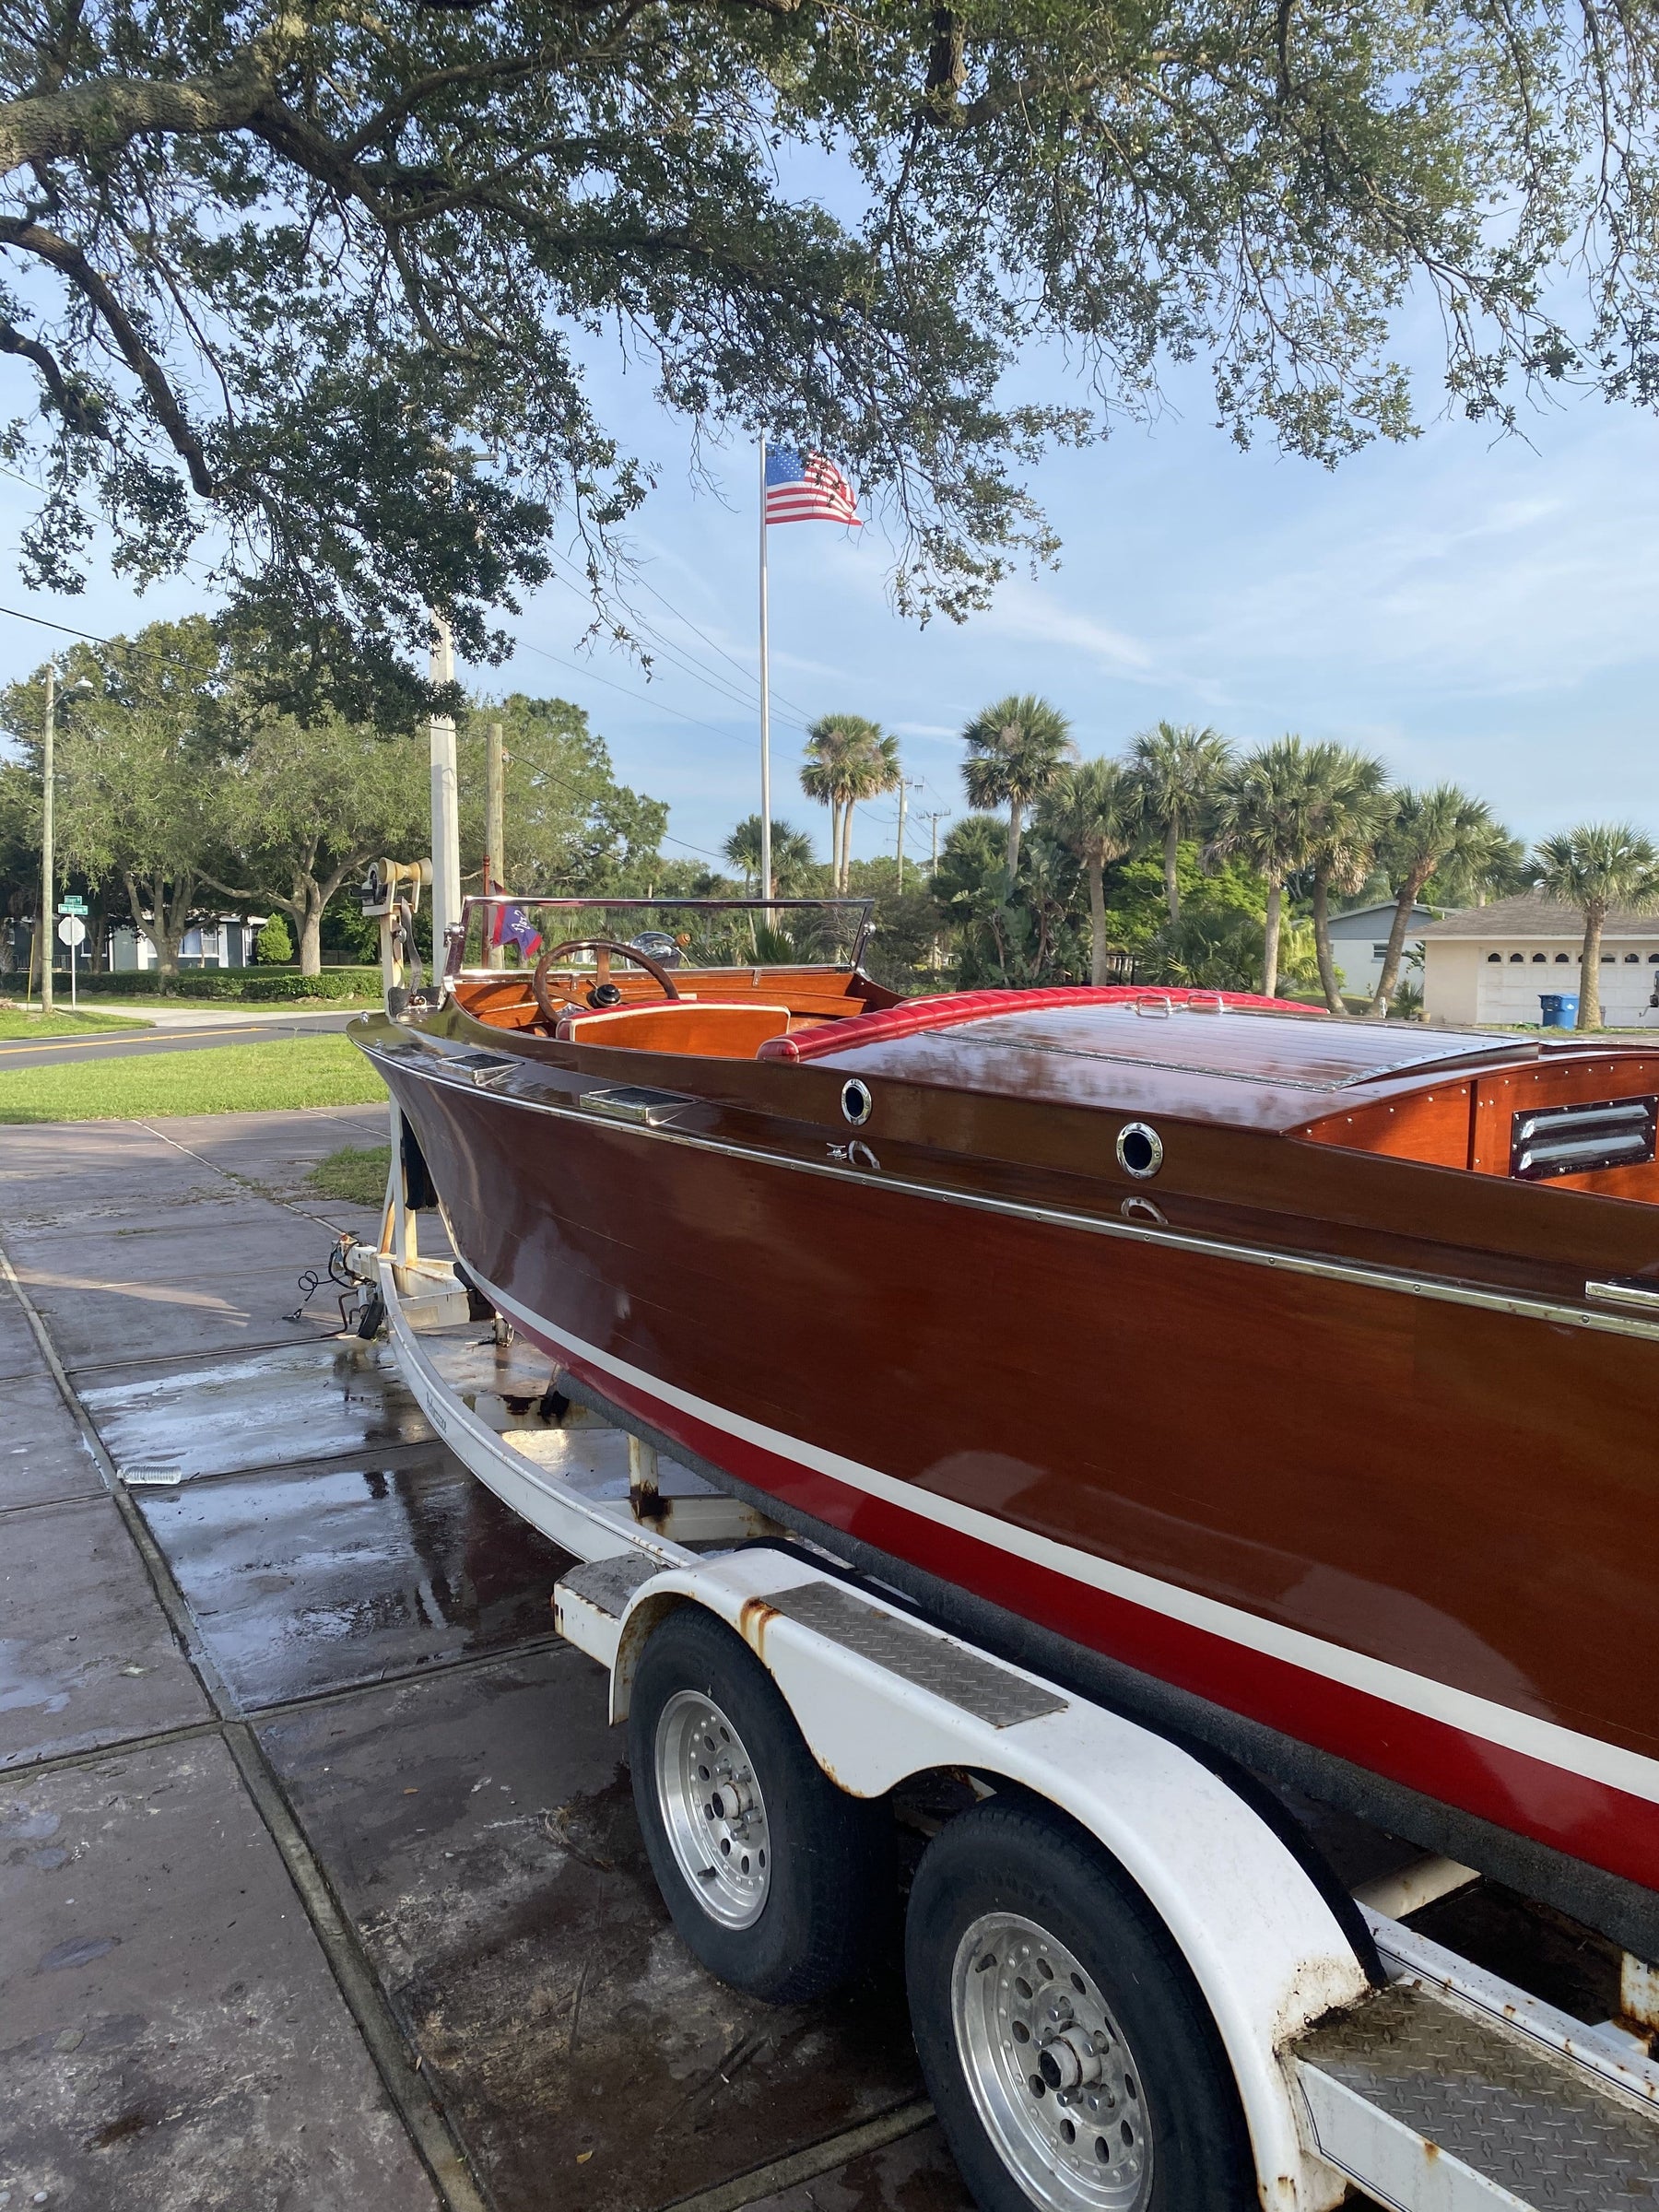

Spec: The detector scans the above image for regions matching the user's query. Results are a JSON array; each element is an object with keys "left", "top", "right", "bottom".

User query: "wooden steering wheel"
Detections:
[{"left": 531, "top": 936, "right": 682, "bottom": 1030}]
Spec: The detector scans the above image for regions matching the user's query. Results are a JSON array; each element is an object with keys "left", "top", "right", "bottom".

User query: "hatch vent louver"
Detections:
[{"left": 1510, "top": 1095, "right": 1658, "bottom": 1181}]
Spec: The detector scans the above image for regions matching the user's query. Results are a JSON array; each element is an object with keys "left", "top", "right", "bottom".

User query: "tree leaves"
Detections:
[{"left": 4, "top": 0, "right": 1654, "bottom": 706}]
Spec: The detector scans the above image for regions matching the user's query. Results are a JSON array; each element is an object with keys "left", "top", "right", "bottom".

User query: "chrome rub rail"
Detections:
[{"left": 365, "top": 1042, "right": 1659, "bottom": 1349}]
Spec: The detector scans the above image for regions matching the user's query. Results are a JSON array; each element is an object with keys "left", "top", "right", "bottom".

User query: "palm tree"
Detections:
[
  {"left": 1534, "top": 822, "right": 1659, "bottom": 1030},
  {"left": 1038, "top": 758, "right": 1141, "bottom": 984},
  {"left": 1128, "top": 721, "right": 1234, "bottom": 924},
  {"left": 1305, "top": 743, "right": 1391, "bottom": 1015},
  {"left": 1206, "top": 736, "right": 1322, "bottom": 996},
  {"left": 841, "top": 728, "right": 901, "bottom": 889},
  {"left": 1368, "top": 784, "right": 1499, "bottom": 1018},
  {"left": 961, "top": 695, "right": 1075, "bottom": 878},
  {"left": 724, "top": 815, "right": 816, "bottom": 897},
  {"left": 800, "top": 714, "right": 894, "bottom": 892}
]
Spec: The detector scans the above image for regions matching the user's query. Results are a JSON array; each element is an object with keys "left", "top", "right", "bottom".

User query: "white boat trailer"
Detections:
[{"left": 355, "top": 1201, "right": 1659, "bottom": 2212}]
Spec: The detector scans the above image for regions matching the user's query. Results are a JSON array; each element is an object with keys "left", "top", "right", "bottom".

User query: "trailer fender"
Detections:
[{"left": 611, "top": 1553, "right": 1366, "bottom": 2212}]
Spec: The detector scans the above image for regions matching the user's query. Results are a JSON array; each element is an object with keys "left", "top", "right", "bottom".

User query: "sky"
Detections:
[{"left": 2, "top": 334, "right": 1655, "bottom": 878}]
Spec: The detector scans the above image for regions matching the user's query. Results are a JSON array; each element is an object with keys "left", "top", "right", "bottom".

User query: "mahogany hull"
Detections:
[{"left": 370, "top": 1035, "right": 1659, "bottom": 1936}]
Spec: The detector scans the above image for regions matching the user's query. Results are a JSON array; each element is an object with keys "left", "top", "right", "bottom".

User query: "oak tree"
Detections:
[{"left": 5, "top": 0, "right": 1657, "bottom": 709}]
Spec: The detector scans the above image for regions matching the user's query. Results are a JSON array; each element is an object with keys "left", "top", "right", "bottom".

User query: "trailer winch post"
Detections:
[{"left": 357, "top": 856, "right": 437, "bottom": 1274}]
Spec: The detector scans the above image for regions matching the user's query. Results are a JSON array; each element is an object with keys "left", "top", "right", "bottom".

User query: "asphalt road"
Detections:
[{"left": 0, "top": 1007, "right": 359, "bottom": 1070}]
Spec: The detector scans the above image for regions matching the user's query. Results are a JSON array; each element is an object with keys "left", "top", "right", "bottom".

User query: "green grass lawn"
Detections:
[
  {"left": 0, "top": 1006, "right": 151, "bottom": 1038},
  {"left": 308, "top": 1142, "right": 392, "bottom": 1206},
  {"left": 0, "top": 1032, "right": 387, "bottom": 1123}
]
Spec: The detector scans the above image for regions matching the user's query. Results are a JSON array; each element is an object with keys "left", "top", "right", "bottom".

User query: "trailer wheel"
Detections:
[
  {"left": 906, "top": 1799, "right": 1253, "bottom": 2212},
  {"left": 629, "top": 1605, "right": 889, "bottom": 2003}
]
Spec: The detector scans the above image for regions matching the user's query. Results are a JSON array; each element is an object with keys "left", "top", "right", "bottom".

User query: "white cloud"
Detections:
[{"left": 980, "top": 579, "right": 1156, "bottom": 674}]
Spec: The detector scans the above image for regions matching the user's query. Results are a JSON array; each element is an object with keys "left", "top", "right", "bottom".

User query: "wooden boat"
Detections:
[{"left": 352, "top": 898, "right": 1659, "bottom": 1956}]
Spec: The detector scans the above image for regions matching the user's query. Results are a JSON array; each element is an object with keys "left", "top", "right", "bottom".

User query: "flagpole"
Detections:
[{"left": 758, "top": 437, "right": 772, "bottom": 914}]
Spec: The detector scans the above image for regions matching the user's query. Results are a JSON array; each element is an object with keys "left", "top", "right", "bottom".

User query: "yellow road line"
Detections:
[{"left": 0, "top": 1022, "right": 269, "bottom": 1055}]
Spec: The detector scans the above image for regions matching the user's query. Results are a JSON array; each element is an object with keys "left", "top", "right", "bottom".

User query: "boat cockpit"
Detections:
[
  {"left": 448, "top": 897, "right": 900, "bottom": 1060},
  {"left": 441, "top": 899, "right": 1659, "bottom": 1200}
]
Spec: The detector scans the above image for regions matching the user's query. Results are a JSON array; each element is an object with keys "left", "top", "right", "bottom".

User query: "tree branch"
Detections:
[
  {"left": 0, "top": 218, "right": 215, "bottom": 492},
  {"left": 0, "top": 314, "right": 108, "bottom": 438},
  {"left": 0, "top": 35, "right": 289, "bottom": 177}
]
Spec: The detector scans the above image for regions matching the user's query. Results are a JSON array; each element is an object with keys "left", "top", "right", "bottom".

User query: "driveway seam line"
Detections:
[
  {"left": 651, "top": 2100, "right": 937, "bottom": 2212},
  {"left": 136, "top": 1115, "right": 376, "bottom": 1236},
  {"left": 1, "top": 1633, "right": 577, "bottom": 1782}
]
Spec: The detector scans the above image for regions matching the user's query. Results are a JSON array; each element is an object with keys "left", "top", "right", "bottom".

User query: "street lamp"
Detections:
[{"left": 40, "top": 663, "right": 93, "bottom": 1016}]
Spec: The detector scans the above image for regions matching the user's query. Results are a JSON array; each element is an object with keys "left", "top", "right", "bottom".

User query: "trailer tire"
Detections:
[
  {"left": 629, "top": 1605, "right": 890, "bottom": 2003},
  {"left": 906, "top": 1798, "right": 1254, "bottom": 2212}
]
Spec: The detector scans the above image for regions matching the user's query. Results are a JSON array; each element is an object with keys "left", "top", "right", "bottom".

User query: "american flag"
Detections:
[{"left": 764, "top": 447, "right": 862, "bottom": 527}]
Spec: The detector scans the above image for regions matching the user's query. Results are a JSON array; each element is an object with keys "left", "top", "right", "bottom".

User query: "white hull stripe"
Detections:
[{"left": 474, "top": 1266, "right": 1659, "bottom": 1810}]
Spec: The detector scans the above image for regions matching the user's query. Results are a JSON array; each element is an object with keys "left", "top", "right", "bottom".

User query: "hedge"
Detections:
[{"left": 0, "top": 965, "right": 383, "bottom": 1002}]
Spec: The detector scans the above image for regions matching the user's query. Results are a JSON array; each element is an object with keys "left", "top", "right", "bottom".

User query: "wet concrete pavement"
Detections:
[
  {"left": 0, "top": 1107, "right": 954, "bottom": 2212},
  {"left": 1, "top": 1736, "right": 436, "bottom": 2212}
]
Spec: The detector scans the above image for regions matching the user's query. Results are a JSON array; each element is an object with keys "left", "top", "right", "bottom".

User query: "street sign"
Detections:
[
  {"left": 57, "top": 916, "right": 87, "bottom": 948},
  {"left": 58, "top": 895, "right": 87, "bottom": 915}
]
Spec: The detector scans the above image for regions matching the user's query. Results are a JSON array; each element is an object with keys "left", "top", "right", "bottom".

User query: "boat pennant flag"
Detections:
[
  {"left": 489, "top": 900, "right": 544, "bottom": 961},
  {"left": 763, "top": 447, "right": 863, "bottom": 527}
]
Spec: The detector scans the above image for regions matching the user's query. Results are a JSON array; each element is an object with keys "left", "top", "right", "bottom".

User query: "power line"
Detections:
[
  {"left": 0, "top": 600, "right": 727, "bottom": 865},
  {"left": 629, "top": 564, "right": 819, "bottom": 726},
  {"left": 539, "top": 561, "right": 807, "bottom": 734},
  {"left": 540, "top": 550, "right": 818, "bottom": 738},
  {"left": 0, "top": 599, "right": 218, "bottom": 677},
  {"left": 510, "top": 633, "right": 761, "bottom": 750},
  {"left": 0, "top": 458, "right": 834, "bottom": 738},
  {"left": 0, "top": 461, "right": 222, "bottom": 582}
]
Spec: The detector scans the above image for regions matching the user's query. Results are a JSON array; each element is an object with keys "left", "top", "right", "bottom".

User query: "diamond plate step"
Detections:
[{"left": 1296, "top": 1979, "right": 1659, "bottom": 2209}]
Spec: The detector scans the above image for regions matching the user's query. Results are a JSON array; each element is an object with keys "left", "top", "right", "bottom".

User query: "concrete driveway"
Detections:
[{"left": 0, "top": 1107, "right": 964, "bottom": 2212}]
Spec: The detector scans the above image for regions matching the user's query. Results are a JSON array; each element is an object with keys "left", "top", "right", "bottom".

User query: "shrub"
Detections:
[
  {"left": 0, "top": 966, "right": 383, "bottom": 1002},
  {"left": 254, "top": 914, "right": 294, "bottom": 963}
]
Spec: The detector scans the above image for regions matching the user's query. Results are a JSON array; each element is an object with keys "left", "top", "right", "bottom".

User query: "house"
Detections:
[
  {"left": 1419, "top": 893, "right": 1659, "bottom": 1027},
  {"left": 110, "top": 914, "right": 266, "bottom": 972},
  {"left": 1324, "top": 900, "right": 1443, "bottom": 1003}
]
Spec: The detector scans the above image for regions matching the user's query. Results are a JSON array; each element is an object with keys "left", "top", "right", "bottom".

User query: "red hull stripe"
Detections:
[{"left": 487, "top": 1284, "right": 1659, "bottom": 1891}]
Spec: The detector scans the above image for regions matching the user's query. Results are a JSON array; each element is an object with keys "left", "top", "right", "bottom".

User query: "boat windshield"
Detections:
[{"left": 450, "top": 896, "right": 874, "bottom": 981}]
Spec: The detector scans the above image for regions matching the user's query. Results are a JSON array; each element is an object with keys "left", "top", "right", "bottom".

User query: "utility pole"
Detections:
[
  {"left": 486, "top": 720, "right": 506, "bottom": 970},
  {"left": 758, "top": 439, "right": 772, "bottom": 912},
  {"left": 921, "top": 807, "right": 949, "bottom": 979},
  {"left": 429, "top": 615, "right": 461, "bottom": 977},
  {"left": 40, "top": 660, "right": 55, "bottom": 1015},
  {"left": 894, "top": 777, "right": 926, "bottom": 890}
]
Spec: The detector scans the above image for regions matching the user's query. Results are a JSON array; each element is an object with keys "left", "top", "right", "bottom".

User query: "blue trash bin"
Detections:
[{"left": 1538, "top": 993, "right": 1579, "bottom": 1028}]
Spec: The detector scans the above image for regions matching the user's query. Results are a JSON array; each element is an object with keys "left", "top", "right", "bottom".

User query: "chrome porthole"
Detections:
[
  {"left": 841, "top": 1078, "right": 874, "bottom": 1126},
  {"left": 1115, "top": 1123, "right": 1163, "bottom": 1181}
]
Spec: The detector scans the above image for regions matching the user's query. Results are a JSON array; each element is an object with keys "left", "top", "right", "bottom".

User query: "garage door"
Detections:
[{"left": 1476, "top": 953, "right": 1659, "bottom": 1025}]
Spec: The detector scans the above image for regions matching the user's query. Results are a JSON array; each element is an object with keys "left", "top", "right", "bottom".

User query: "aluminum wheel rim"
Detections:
[
  {"left": 654, "top": 1689, "right": 771, "bottom": 1929},
  {"left": 951, "top": 1911, "right": 1154, "bottom": 2212}
]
